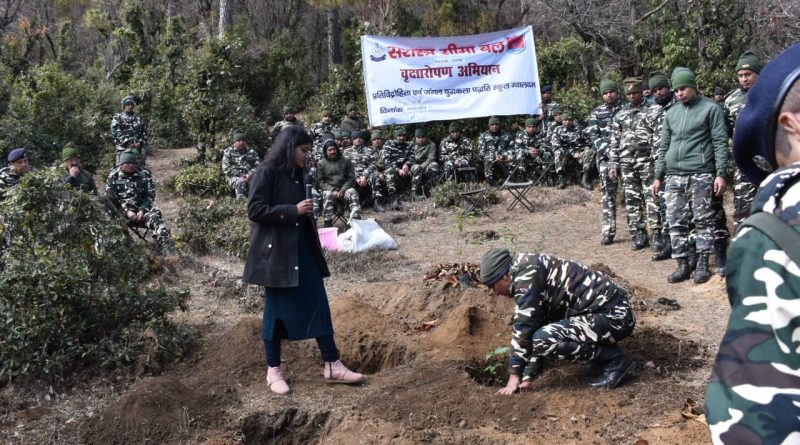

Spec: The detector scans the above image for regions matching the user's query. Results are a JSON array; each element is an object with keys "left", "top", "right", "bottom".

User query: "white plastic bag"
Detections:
[{"left": 337, "top": 219, "right": 398, "bottom": 252}]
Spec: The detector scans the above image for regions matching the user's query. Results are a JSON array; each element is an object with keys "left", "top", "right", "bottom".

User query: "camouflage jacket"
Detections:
[
  {"left": 478, "top": 130, "right": 512, "bottom": 160},
  {"left": 0, "top": 166, "right": 24, "bottom": 200},
  {"left": 110, "top": 111, "right": 148, "bottom": 148},
  {"left": 270, "top": 119, "right": 303, "bottom": 136},
  {"left": 585, "top": 100, "right": 624, "bottom": 161},
  {"left": 608, "top": 101, "right": 657, "bottom": 166},
  {"left": 541, "top": 100, "right": 562, "bottom": 135},
  {"left": 706, "top": 165, "right": 800, "bottom": 443},
  {"left": 309, "top": 121, "right": 339, "bottom": 142},
  {"left": 439, "top": 136, "right": 473, "bottom": 164},
  {"left": 550, "top": 124, "right": 589, "bottom": 157},
  {"left": 723, "top": 88, "right": 747, "bottom": 137},
  {"left": 106, "top": 167, "right": 156, "bottom": 212},
  {"left": 343, "top": 144, "right": 379, "bottom": 178},
  {"left": 380, "top": 139, "right": 414, "bottom": 170},
  {"left": 641, "top": 94, "right": 678, "bottom": 159},
  {"left": 340, "top": 116, "right": 366, "bottom": 132},
  {"left": 412, "top": 141, "right": 438, "bottom": 170},
  {"left": 222, "top": 145, "right": 259, "bottom": 179},
  {"left": 507, "top": 252, "right": 624, "bottom": 375},
  {"left": 513, "top": 130, "right": 549, "bottom": 158},
  {"left": 64, "top": 168, "right": 97, "bottom": 195}
]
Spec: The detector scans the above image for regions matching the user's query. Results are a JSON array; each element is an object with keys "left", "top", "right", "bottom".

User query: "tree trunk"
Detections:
[
  {"left": 219, "top": 0, "right": 234, "bottom": 39},
  {"left": 328, "top": 7, "right": 341, "bottom": 65}
]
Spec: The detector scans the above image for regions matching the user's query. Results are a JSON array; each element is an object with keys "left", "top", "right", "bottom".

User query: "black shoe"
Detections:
[
  {"left": 588, "top": 346, "right": 636, "bottom": 389},
  {"left": 323, "top": 219, "right": 333, "bottom": 228},
  {"left": 632, "top": 230, "right": 649, "bottom": 251},
  {"left": 652, "top": 234, "right": 671, "bottom": 261},
  {"left": 714, "top": 240, "right": 728, "bottom": 277},
  {"left": 667, "top": 258, "right": 691, "bottom": 283},
  {"left": 601, "top": 235, "right": 614, "bottom": 245},
  {"left": 651, "top": 231, "right": 664, "bottom": 252},
  {"left": 373, "top": 201, "right": 386, "bottom": 213},
  {"left": 693, "top": 254, "right": 712, "bottom": 284}
]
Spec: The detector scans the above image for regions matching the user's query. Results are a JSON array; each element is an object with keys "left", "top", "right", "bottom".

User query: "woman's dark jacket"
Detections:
[{"left": 243, "top": 164, "right": 330, "bottom": 287}]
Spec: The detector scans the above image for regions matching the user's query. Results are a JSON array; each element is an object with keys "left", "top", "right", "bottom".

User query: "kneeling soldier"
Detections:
[{"left": 480, "top": 248, "right": 636, "bottom": 394}]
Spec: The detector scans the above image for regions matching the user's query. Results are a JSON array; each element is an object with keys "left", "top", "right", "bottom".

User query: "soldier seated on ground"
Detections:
[
  {"left": 480, "top": 248, "right": 636, "bottom": 395},
  {"left": 0, "top": 148, "right": 31, "bottom": 201},
  {"left": 106, "top": 150, "right": 176, "bottom": 255},
  {"left": 410, "top": 127, "right": 440, "bottom": 197},
  {"left": 222, "top": 131, "right": 259, "bottom": 199},
  {"left": 316, "top": 138, "right": 361, "bottom": 226},
  {"left": 111, "top": 96, "right": 148, "bottom": 165},
  {"left": 62, "top": 143, "right": 96, "bottom": 195}
]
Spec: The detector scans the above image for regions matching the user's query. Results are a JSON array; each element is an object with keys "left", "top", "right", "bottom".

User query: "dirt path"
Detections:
[{"left": 3, "top": 147, "right": 725, "bottom": 444}]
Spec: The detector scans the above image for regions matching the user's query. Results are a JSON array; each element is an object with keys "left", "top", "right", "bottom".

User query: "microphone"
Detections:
[{"left": 304, "top": 172, "right": 314, "bottom": 200}]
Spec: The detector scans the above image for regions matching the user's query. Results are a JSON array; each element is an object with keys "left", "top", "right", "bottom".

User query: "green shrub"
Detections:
[
  {"left": 0, "top": 169, "right": 192, "bottom": 382},
  {"left": 431, "top": 180, "right": 499, "bottom": 210},
  {"left": 175, "top": 197, "right": 250, "bottom": 259},
  {"left": 171, "top": 163, "right": 230, "bottom": 198}
]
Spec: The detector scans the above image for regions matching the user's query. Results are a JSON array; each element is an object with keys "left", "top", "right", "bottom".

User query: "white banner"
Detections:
[{"left": 361, "top": 26, "right": 541, "bottom": 126}]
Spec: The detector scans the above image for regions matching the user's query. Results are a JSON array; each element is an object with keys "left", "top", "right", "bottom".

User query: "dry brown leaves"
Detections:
[{"left": 424, "top": 262, "right": 483, "bottom": 288}]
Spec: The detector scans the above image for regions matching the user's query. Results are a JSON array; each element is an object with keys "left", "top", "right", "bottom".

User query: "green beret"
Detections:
[
  {"left": 488, "top": 116, "right": 500, "bottom": 125},
  {"left": 525, "top": 117, "right": 540, "bottom": 127},
  {"left": 561, "top": 111, "right": 575, "bottom": 120},
  {"left": 233, "top": 131, "right": 246, "bottom": 141},
  {"left": 371, "top": 130, "right": 384, "bottom": 140},
  {"left": 121, "top": 96, "right": 136, "bottom": 106},
  {"left": 552, "top": 107, "right": 563, "bottom": 115},
  {"left": 393, "top": 127, "right": 407, "bottom": 137},
  {"left": 118, "top": 150, "right": 139, "bottom": 165},
  {"left": 415, "top": 127, "right": 427, "bottom": 137},
  {"left": 671, "top": 68, "right": 697, "bottom": 90},
  {"left": 623, "top": 77, "right": 643, "bottom": 94},
  {"left": 480, "top": 248, "right": 513, "bottom": 285},
  {"left": 61, "top": 143, "right": 79, "bottom": 161},
  {"left": 449, "top": 122, "right": 461, "bottom": 133},
  {"left": 346, "top": 102, "right": 357, "bottom": 112},
  {"left": 736, "top": 51, "right": 763, "bottom": 74},
  {"left": 283, "top": 105, "right": 296, "bottom": 114},
  {"left": 648, "top": 70, "right": 670, "bottom": 90},
  {"left": 600, "top": 79, "right": 619, "bottom": 94}
]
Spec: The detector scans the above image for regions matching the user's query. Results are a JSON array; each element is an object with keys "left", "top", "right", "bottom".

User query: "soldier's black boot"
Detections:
[
  {"left": 632, "top": 229, "right": 649, "bottom": 251},
  {"left": 373, "top": 198, "right": 386, "bottom": 213},
  {"left": 588, "top": 345, "right": 636, "bottom": 389},
  {"left": 580, "top": 172, "right": 593, "bottom": 190},
  {"left": 667, "top": 258, "right": 691, "bottom": 283},
  {"left": 651, "top": 230, "right": 664, "bottom": 253},
  {"left": 652, "top": 234, "right": 671, "bottom": 261},
  {"left": 556, "top": 176, "right": 567, "bottom": 189},
  {"left": 601, "top": 234, "right": 614, "bottom": 245},
  {"left": 687, "top": 245, "right": 698, "bottom": 271},
  {"left": 714, "top": 240, "right": 728, "bottom": 277},
  {"left": 693, "top": 254, "right": 712, "bottom": 284},
  {"left": 323, "top": 219, "right": 333, "bottom": 228}
]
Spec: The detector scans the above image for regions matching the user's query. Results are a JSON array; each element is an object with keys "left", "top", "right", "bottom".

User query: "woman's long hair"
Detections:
[{"left": 263, "top": 126, "right": 313, "bottom": 171}]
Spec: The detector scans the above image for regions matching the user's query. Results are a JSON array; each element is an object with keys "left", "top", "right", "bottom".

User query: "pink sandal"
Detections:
[
  {"left": 267, "top": 366, "right": 290, "bottom": 395},
  {"left": 324, "top": 360, "right": 365, "bottom": 384}
]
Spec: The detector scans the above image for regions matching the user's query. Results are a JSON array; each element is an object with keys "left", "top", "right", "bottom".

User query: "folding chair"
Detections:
[
  {"left": 531, "top": 161, "right": 555, "bottom": 188},
  {"left": 455, "top": 167, "right": 487, "bottom": 216},
  {"left": 502, "top": 180, "right": 534, "bottom": 212},
  {"left": 499, "top": 157, "right": 527, "bottom": 189}
]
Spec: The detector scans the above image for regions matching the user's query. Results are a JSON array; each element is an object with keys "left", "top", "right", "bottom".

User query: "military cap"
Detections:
[
  {"left": 322, "top": 131, "right": 336, "bottom": 141},
  {"left": 541, "top": 84, "right": 552, "bottom": 93},
  {"left": 8, "top": 148, "right": 26, "bottom": 162},
  {"left": 393, "top": 127, "right": 407, "bottom": 137},
  {"left": 346, "top": 102, "right": 358, "bottom": 112},
  {"left": 671, "top": 67, "right": 697, "bottom": 90},
  {"left": 736, "top": 51, "right": 763, "bottom": 74},
  {"left": 283, "top": 105, "right": 296, "bottom": 114},
  {"left": 233, "top": 131, "right": 247, "bottom": 141},
  {"left": 488, "top": 116, "right": 501, "bottom": 125},
  {"left": 480, "top": 248, "right": 513, "bottom": 286},
  {"left": 61, "top": 143, "right": 79, "bottom": 161},
  {"left": 525, "top": 117, "right": 540, "bottom": 127},
  {"left": 561, "top": 111, "right": 575, "bottom": 120},
  {"left": 714, "top": 86, "right": 727, "bottom": 96},
  {"left": 623, "top": 77, "right": 644, "bottom": 94},
  {"left": 323, "top": 138, "right": 338, "bottom": 150},
  {"left": 648, "top": 70, "right": 670, "bottom": 90},
  {"left": 600, "top": 79, "right": 619, "bottom": 94},
  {"left": 118, "top": 150, "right": 139, "bottom": 165},
  {"left": 371, "top": 129, "right": 384, "bottom": 140},
  {"left": 414, "top": 127, "right": 427, "bottom": 137},
  {"left": 733, "top": 43, "right": 800, "bottom": 184},
  {"left": 642, "top": 81, "right": 650, "bottom": 90},
  {"left": 351, "top": 130, "right": 365, "bottom": 140},
  {"left": 121, "top": 96, "right": 136, "bottom": 106},
  {"left": 449, "top": 122, "right": 461, "bottom": 133},
  {"left": 552, "top": 107, "right": 563, "bottom": 115}
]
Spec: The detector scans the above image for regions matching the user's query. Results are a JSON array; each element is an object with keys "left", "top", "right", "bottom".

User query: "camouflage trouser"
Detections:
[
  {"left": 521, "top": 152, "right": 554, "bottom": 182},
  {"left": 522, "top": 292, "right": 635, "bottom": 380},
  {"left": 137, "top": 206, "right": 171, "bottom": 245},
  {"left": 312, "top": 188, "right": 321, "bottom": 219},
  {"left": 733, "top": 167, "right": 756, "bottom": 229},
  {"left": 369, "top": 172, "right": 388, "bottom": 201},
  {"left": 227, "top": 177, "right": 249, "bottom": 199},
  {"left": 598, "top": 160, "right": 617, "bottom": 237},
  {"left": 554, "top": 149, "right": 592, "bottom": 183},
  {"left": 711, "top": 192, "right": 729, "bottom": 244},
  {"left": 443, "top": 159, "right": 472, "bottom": 180},
  {"left": 580, "top": 148, "right": 596, "bottom": 175},
  {"left": 353, "top": 180, "right": 373, "bottom": 207},
  {"left": 664, "top": 173, "right": 715, "bottom": 257},
  {"left": 620, "top": 158, "right": 660, "bottom": 233},
  {"left": 322, "top": 188, "right": 361, "bottom": 221},
  {"left": 384, "top": 167, "right": 411, "bottom": 197},
  {"left": 411, "top": 162, "right": 440, "bottom": 192},
  {"left": 483, "top": 158, "right": 510, "bottom": 183}
]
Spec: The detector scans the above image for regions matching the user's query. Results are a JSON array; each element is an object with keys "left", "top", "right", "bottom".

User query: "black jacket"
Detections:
[{"left": 243, "top": 164, "right": 330, "bottom": 287}]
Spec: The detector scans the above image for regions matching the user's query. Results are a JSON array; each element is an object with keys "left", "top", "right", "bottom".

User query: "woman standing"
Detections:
[{"left": 243, "top": 127, "right": 364, "bottom": 395}]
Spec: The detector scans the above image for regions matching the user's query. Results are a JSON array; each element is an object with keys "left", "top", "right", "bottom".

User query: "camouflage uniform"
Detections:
[
  {"left": 643, "top": 94, "right": 678, "bottom": 248},
  {"left": 439, "top": 135, "right": 473, "bottom": 180},
  {"left": 724, "top": 88, "right": 756, "bottom": 228},
  {"left": 221, "top": 145, "right": 260, "bottom": 198},
  {"left": 587, "top": 100, "right": 624, "bottom": 238},
  {"left": 410, "top": 140, "right": 439, "bottom": 194},
  {"left": 309, "top": 120, "right": 339, "bottom": 144},
  {"left": 343, "top": 143, "right": 378, "bottom": 206},
  {"left": 706, "top": 165, "right": 800, "bottom": 443},
  {"left": 512, "top": 129, "right": 552, "bottom": 182},
  {"left": 541, "top": 100, "right": 562, "bottom": 139},
  {"left": 478, "top": 129, "right": 512, "bottom": 183},
  {"left": 506, "top": 253, "right": 635, "bottom": 379},
  {"left": 550, "top": 124, "right": 591, "bottom": 186},
  {"left": 110, "top": 111, "right": 148, "bottom": 164},
  {"left": 270, "top": 119, "right": 303, "bottom": 137},
  {"left": 316, "top": 146, "right": 361, "bottom": 222},
  {"left": 0, "top": 166, "right": 25, "bottom": 201},
  {"left": 608, "top": 100, "right": 660, "bottom": 239},
  {"left": 380, "top": 138, "right": 414, "bottom": 197},
  {"left": 106, "top": 166, "right": 172, "bottom": 249}
]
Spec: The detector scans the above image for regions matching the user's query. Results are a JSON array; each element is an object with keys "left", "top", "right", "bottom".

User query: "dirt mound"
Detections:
[
  {"left": 239, "top": 407, "right": 332, "bottom": 445},
  {"left": 202, "top": 317, "right": 265, "bottom": 382},
  {"left": 82, "top": 377, "right": 207, "bottom": 444},
  {"left": 330, "top": 296, "right": 412, "bottom": 373},
  {"left": 423, "top": 305, "right": 509, "bottom": 361},
  {"left": 623, "top": 324, "right": 708, "bottom": 375}
]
